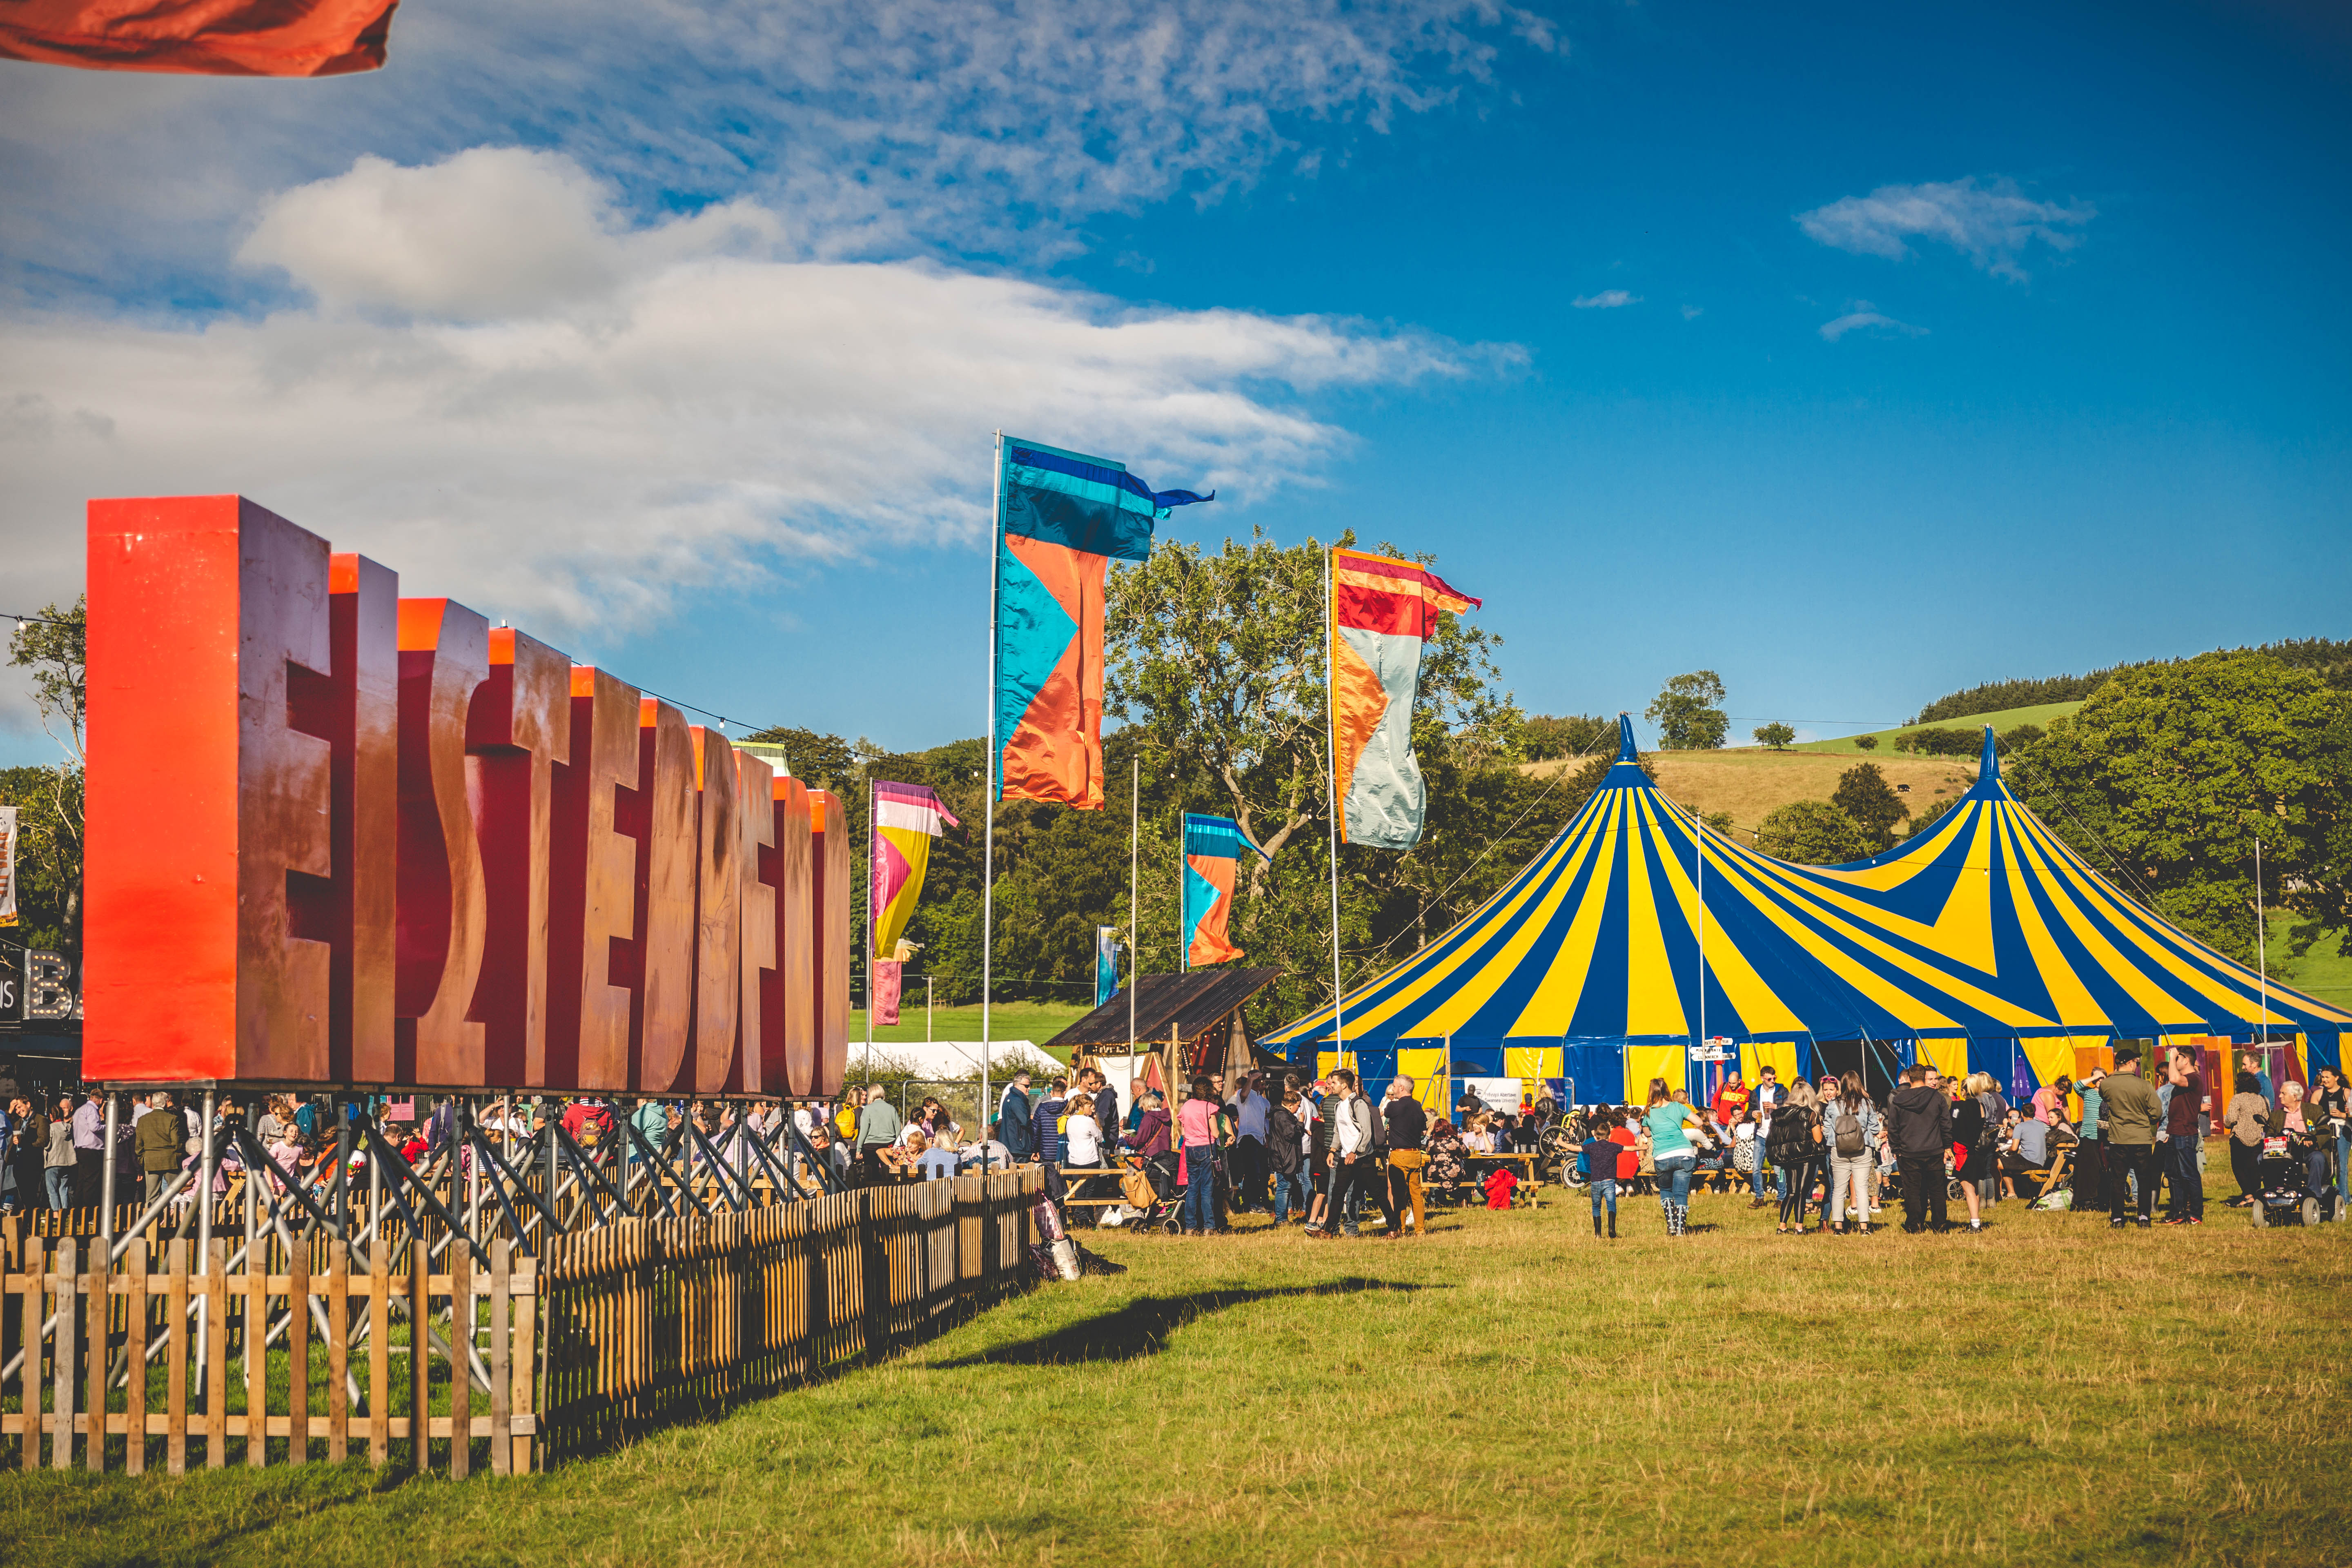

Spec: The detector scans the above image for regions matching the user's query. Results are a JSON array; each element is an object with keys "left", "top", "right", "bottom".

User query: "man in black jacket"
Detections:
[
  {"left": 1886, "top": 1064, "right": 1955, "bottom": 1234},
  {"left": 996, "top": 1073, "right": 1036, "bottom": 1163}
]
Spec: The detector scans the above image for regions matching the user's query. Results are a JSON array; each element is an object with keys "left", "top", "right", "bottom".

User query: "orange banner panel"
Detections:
[{"left": 690, "top": 726, "right": 741, "bottom": 1094}]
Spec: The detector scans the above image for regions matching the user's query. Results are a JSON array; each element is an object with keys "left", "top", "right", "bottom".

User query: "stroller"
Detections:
[
  {"left": 1103, "top": 1151, "right": 1184, "bottom": 1235},
  {"left": 2247, "top": 1136, "right": 2324, "bottom": 1228}
]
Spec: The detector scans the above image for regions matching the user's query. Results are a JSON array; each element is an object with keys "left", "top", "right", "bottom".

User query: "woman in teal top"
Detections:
[{"left": 1644, "top": 1082, "right": 1705, "bottom": 1236}]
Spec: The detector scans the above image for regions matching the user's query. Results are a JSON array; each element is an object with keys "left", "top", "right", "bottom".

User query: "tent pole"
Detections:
[
  {"left": 1325, "top": 544, "right": 1345, "bottom": 1067},
  {"left": 981, "top": 430, "right": 1002, "bottom": 1129}
]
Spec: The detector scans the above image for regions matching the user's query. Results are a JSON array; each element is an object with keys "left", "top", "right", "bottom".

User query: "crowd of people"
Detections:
[
  {"left": 1581, "top": 1045, "right": 2348, "bottom": 1238},
  {"left": 985, "top": 1063, "right": 1564, "bottom": 1238},
  {"left": 5, "top": 1045, "right": 2341, "bottom": 1250}
]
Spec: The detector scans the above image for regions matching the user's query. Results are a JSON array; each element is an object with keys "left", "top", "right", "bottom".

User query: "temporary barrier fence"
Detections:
[{"left": 0, "top": 1168, "right": 1038, "bottom": 1475}]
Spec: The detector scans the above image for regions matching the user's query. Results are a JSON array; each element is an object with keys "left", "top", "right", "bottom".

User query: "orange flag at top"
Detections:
[{"left": 0, "top": 0, "right": 397, "bottom": 75}]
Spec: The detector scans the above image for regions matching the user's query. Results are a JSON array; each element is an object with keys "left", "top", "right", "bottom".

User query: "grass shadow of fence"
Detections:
[{"left": 932, "top": 1276, "right": 1439, "bottom": 1367}]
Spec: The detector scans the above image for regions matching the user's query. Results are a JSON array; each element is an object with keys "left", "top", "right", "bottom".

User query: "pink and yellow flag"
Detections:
[
  {"left": 1330, "top": 548, "right": 1480, "bottom": 851},
  {"left": 871, "top": 782, "right": 960, "bottom": 962}
]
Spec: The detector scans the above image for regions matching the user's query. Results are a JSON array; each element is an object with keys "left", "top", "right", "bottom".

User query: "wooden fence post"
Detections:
[{"left": 205, "top": 1239, "right": 228, "bottom": 1470}]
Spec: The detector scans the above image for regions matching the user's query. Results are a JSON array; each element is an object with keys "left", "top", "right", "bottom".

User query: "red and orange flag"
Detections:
[{"left": 0, "top": 0, "right": 397, "bottom": 76}]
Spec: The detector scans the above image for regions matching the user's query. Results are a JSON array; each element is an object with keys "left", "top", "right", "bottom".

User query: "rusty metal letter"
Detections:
[
  {"left": 395, "top": 598, "right": 490, "bottom": 1087},
  {"left": 769, "top": 775, "right": 813, "bottom": 1095},
  {"left": 691, "top": 726, "right": 741, "bottom": 1094},
  {"left": 735, "top": 749, "right": 775, "bottom": 1096},
  {"left": 325, "top": 553, "right": 398, "bottom": 1084},
  {"left": 809, "top": 788, "right": 851, "bottom": 1097},
  {"left": 629, "top": 698, "right": 696, "bottom": 1094},
  {"left": 467, "top": 628, "right": 571, "bottom": 1087},
  {"left": 548, "top": 666, "right": 639, "bottom": 1091}
]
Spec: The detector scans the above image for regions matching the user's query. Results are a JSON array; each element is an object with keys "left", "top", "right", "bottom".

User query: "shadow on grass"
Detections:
[{"left": 935, "top": 1277, "right": 1437, "bottom": 1366}]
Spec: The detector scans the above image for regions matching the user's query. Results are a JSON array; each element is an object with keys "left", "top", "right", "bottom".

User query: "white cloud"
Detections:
[
  {"left": 1572, "top": 290, "right": 1640, "bottom": 309},
  {"left": 1819, "top": 303, "right": 1928, "bottom": 341},
  {"left": 0, "top": 0, "right": 1561, "bottom": 297},
  {"left": 1796, "top": 176, "right": 2093, "bottom": 281},
  {"left": 1680, "top": 305, "right": 1703, "bottom": 320},
  {"left": 0, "top": 149, "right": 1514, "bottom": 630}
]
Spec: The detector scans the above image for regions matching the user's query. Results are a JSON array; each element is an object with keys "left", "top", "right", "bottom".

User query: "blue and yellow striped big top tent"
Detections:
[{"left": 1267, "top": 716, "right": 2350, "bottom": 1106}]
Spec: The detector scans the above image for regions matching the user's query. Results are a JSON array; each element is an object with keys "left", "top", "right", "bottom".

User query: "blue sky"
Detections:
[{"left": 3, "top": 0, "right": 2347, "bottom": 764}]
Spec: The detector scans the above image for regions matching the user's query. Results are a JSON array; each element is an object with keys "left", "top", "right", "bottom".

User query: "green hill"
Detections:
[{"left": 1785, "top": 701, "right": 2084, "bottom": 756}]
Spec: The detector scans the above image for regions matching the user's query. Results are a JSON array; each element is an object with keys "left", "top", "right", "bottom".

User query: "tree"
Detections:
[
  {"left": 1853, "top": 733, "right": 1879, "bottom": 752},
  {"left": 1519, "top": 713, "right": 1613, "bottom": 761},
  {"left": 6, "top": 599, "right": 86, "bottom": 957},
  {"left": 1754, "top": 800, "right": 1874, "bottom": 865},
  {"left": 1752, "top": 722, "right": 1795, "bottom": 751},
  {"left": 1646, "top": 671, "right": 1726, "bottom": 751},
  {"left": 1831, "top": 762, "right": 1908, "bottom": 851},
  {"left": 2009, "top": 651, "right": 2352, "bottom": 967}
]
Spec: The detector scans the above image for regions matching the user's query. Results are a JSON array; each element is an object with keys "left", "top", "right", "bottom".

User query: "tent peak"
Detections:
[
  {"left": 1615, "top": 713, "right": 1638, "bottom": 762},
  {"left": 1980, "top": 724, "right": 1999, "bottom": 784}
]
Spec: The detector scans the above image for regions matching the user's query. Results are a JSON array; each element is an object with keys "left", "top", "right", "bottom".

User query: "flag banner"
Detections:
[
  {"left": 871, "top": 781, "right": 960, "bottom": 960},
  {"left": 995, "top": 439, "right": 1210, "bottom": 808},
  {"left": 1330, "top": 548, "right": 1480, "bottom": 851},
  {"left": 1095, "top": 924, "right": 1122, "bottom": 1007},
  {"left": 1181, "top": 812, "right": 1269, "bottom": 968},
  {"left": 872, "top": 959, "right": 902, "bottom": 1027},
  {"left": 0, "top": 0, "right": 397, "bottom": 75},
  {"left": 0, "top": 806, "right": 16, "bottom": 927}
]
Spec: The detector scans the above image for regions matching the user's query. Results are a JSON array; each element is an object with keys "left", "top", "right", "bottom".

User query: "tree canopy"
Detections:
[
  {"left": 1831, "top": 762, "right": 1907, "bottom": 851},
  {"left": 2009, "top": 651, "right": 2351, "bottom": 968},
  {"left": 1646, "top": 670, "right": 1727, "bottom": 751},
  {"left": 1752, "top": 722, "right": 1795, "bottom": 751},
  {"left": 1754, "top": 799, "right": 1873, "bottom": 865}
]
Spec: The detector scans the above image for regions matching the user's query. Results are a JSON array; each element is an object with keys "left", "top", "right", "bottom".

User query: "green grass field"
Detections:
[
  {"left": 2275, "top": 913, "right": 2352, "bottom": 1005},
  {"left": 1787, "top": 701, "right": 2085, "bottom": 756},
  {"left": 10, "top": 1166, "right": 2349, "bottom": 1567},
  {"left": 846, "top": 1001, "right": 1091, "bottom": 1050}
]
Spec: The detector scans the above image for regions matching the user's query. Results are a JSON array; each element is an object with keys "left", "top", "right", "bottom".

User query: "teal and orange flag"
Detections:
[
  {"left": 993, "top": 439, "right": 1211, "bottom": 807},
  {"left": 1331, "top": 548, "right": 1480, "bottom": 850},
  {"left": 1182, "top": 813, "right": 1268, "bottom": 968}
]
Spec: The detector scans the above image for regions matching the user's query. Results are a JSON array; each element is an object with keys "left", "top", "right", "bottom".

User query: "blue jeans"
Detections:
[
  {"left": 2166, "top": 1136, "right": 2204, "bottom": 1219},
  {"left": 44, "top": 1168, "right": 71, "bottom": 1209},
  {"left": 1656, "top": 1154, "right": 1695, "bottom": 1209},
  {"left": 1589, "top": 1176, "right": 1618, "bottom": 1220},
  {"left": 1181, "top": 1148, "right": 1217, "bottom": 1231},
  {"left": 1271, "top": 1168, "right": 1308, "bottom": 1223},
  {"left": 2335, "top": 1133, "right": 2350, "bottom": 1209},
  {"left": 1749, "top": 1150, "right": 1769, "bottom": 1198}
]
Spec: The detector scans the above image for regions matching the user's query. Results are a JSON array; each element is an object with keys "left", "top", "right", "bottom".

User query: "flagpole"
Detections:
[
  {"left": 982, "top": 430, "right": 1002, "bottom": 1146},
  {"left": 2256, "top": 836, "right": 2269, "bottom": 1044},
  {"left": 1129, "top": 756, "right": 1139, "bottom": 1058},
  {"left": 1179, "top": 810, "right": 1189, "bottom": 976},
  {"left": 1325, "top": 545, "right": 1345, "bottom": 1066}
]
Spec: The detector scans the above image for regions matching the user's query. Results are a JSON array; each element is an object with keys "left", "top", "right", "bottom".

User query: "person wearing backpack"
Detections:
[{"left": 1826, "top": 1074, "right": 1882, "bottom": 1236}]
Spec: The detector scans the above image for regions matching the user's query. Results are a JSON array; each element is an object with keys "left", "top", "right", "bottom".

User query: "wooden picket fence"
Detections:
[
  {"left": 0, "top": 1168, "right": 1038, "bottom": 1475},
  {"left": 538, "top": 1169, "right": 1040, "bottom": 1461}
]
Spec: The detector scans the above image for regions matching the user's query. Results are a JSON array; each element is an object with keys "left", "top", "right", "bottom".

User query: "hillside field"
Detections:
[
  {"left": 1525, "top": 750, "right": 1975, "bottom": 844},
  {"left": 1786, "top": 700, "right": 2085, "bottom": 755}
]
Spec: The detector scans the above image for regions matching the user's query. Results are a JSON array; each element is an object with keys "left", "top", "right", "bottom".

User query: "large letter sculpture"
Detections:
[{"left": 81, "top": 496, "right": 845, "bottom": 1096}]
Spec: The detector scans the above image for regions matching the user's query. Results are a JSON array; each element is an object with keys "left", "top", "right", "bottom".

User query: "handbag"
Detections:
[{"left": 1733, "top": 1136, "right": 1759, "bottom": 1175}]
